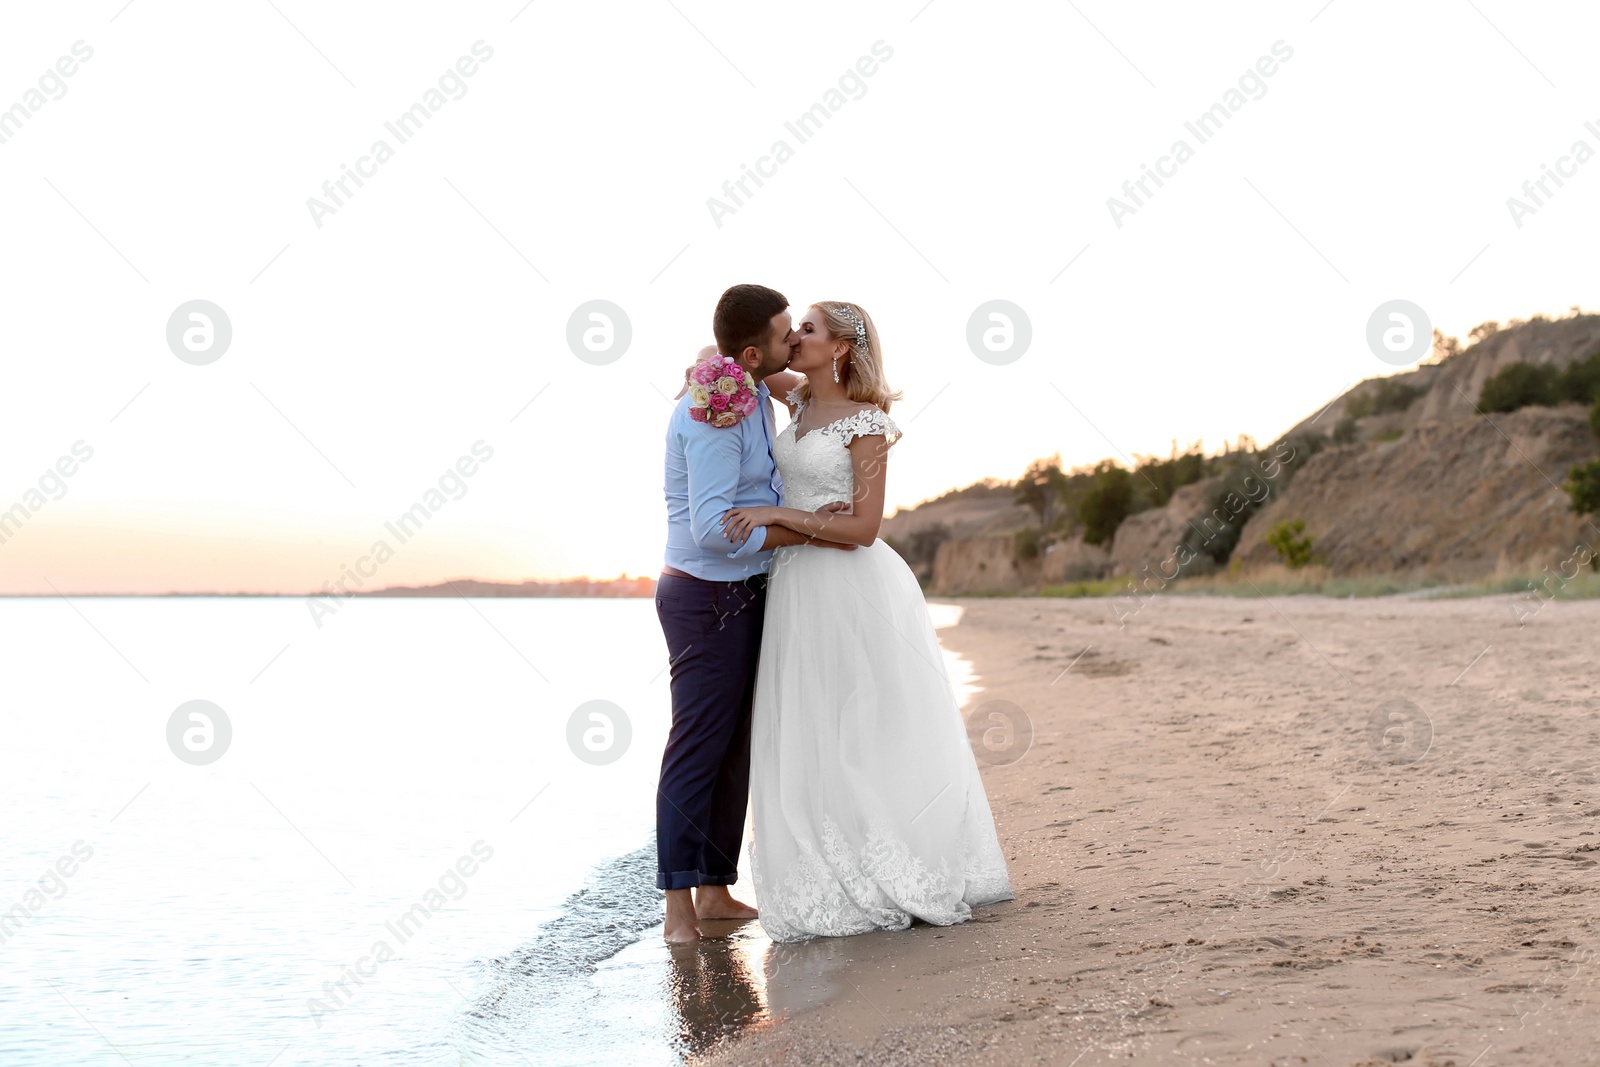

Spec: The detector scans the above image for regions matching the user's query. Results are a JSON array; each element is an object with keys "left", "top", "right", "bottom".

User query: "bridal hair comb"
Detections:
[{"left": 833, "top": 304, "right": 868, "bottom": 351}]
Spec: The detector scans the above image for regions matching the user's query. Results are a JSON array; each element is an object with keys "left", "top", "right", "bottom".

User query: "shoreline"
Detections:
[{"left": 701, "top": 593, "right": 1598, "bottom": 1065}]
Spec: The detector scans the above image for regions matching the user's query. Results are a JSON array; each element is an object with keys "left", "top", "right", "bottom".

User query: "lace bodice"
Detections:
[{"left": 775, "top": 393, "right": 902, "bottom": 512}]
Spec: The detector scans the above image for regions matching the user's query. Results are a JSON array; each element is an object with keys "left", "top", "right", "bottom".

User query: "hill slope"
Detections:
[
  {"left": 1237, "top": 405, "right": 1597, "bottom": 576},
  {"left": 882, "top": 313, "right": 1600, "bottom": 592}
]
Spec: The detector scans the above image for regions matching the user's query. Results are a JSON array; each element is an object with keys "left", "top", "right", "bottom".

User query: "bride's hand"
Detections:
[
  {"left": 674, "top": 346, "right": 720, "bottom": 400},
  {"left": 721, "top": 506, "right": 779, "bottom": 544}
]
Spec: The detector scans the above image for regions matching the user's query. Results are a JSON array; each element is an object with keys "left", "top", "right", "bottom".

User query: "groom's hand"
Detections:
[{"left": 721, "top": 506, "right": 780, "bottom": 544}]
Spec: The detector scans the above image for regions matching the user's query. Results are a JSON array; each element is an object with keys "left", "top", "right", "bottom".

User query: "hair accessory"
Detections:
[{"left": 833, "top": 304, "right": 868, "bottom": 351}]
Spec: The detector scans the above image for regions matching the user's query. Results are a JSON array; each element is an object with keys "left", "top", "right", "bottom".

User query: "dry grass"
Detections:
[{"left": 1022, "top": 561, "right": 1600, "bottom": 601}]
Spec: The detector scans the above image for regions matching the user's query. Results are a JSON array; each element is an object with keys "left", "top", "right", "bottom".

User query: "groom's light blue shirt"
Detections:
[{"left": 663, "top": 379, "right": 783, "bottom": 582}]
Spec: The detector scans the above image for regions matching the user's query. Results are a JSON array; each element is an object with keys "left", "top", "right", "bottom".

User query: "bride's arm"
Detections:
[
  {"left": 672, "top": 346, "right": 720, "bottom": 400},
  {"left": 722, "top": 435, "right": 890, "bottom": 547},
  {"left": 761, "top": 525, "right": 857, "bottom": 551},
  {"left": 764, "top": 370, "right": 804, "bottom": 415}
]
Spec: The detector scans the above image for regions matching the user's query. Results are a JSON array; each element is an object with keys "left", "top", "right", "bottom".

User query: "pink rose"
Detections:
[
  {"left": 709, "top": 392, "right": 729, "bottom": 411},
  {"left": 693, "top": 361, "right": 720, "bottom": 385}
]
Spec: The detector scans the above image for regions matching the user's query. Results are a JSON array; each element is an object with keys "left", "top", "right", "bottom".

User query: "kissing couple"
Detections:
[{"left": 654, "top": 283, "right": 1013, "bottom": 943}]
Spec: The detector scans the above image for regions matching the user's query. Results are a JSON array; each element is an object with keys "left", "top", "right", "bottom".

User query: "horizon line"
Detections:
[{"left": 0, "top": 574, "right": 659, "bottom": 599}]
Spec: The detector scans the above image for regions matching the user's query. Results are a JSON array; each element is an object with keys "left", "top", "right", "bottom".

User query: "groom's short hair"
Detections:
[{"left": 713, "top": 284, "right": 788, "bottom": 357}]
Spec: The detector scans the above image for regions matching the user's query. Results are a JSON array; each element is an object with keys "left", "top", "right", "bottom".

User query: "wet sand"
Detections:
[{"left": 699, "top": 594, "right": 1599, "bottom": 1066}]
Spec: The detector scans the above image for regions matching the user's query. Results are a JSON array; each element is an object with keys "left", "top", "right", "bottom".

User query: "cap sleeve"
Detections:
[{"left": 839, "top": 406, "right": 901, "bottom": 447}]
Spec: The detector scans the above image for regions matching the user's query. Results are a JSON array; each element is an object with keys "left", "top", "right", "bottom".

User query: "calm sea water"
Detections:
[{"left": 0, "top": 596, "right": 972, "bottom": 1066}]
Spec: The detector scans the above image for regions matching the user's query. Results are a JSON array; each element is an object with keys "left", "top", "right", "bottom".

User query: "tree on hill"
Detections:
[
  {"left": 1429, "top": 329, "right": 1462, "bottom": 363},
  {"left": 1077, "top": 461, "right": 1134, "bottom": 546},
  {"left": 1014, "top": 455, "right": 1069, "bottom": 543},
  {"left": 1132, "top": 441, "right": 1206, "bottom": 510}
]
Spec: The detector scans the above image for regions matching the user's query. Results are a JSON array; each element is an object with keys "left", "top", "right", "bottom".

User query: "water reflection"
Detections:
[
  {"left": 665, "top": 925, "right": 853, "bottom": 1059},
  {"left": 455, "top": 845, "right": 856, "bottom": 1065},
  {"left": 664, "top": 927, "right": 768, "bottom": 1056}
]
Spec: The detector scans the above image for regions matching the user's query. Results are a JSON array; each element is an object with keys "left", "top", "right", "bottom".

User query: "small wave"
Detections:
[{"left": 456, "top": 841, "right": 665, "bottom": 1062}]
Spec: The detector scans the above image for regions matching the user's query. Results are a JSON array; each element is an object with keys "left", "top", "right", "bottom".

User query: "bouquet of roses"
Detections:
[{"left": 686, "top": 353, "right": 760, "bottom": 428}]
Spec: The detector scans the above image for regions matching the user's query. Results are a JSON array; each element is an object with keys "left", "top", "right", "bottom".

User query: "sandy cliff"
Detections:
[
  {"left": 1236, "top": 405, "right": 1598, "bottom": 576},
  {"left": 885, "top": 313, "right": 1600, "bottom": 593}
]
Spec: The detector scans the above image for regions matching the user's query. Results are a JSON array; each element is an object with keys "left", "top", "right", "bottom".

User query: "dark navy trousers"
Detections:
[{"left": 654, "top": 571, "right": 767, "bottom": 891}]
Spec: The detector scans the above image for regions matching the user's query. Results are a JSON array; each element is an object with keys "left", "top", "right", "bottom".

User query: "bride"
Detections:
[{"left": 720, "top": 301, "right": 1014, "bottom": 943}]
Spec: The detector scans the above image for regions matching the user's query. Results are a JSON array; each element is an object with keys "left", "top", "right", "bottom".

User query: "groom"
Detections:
[{"left": 655, "top": 283, "right": 851, "bottom": 943}]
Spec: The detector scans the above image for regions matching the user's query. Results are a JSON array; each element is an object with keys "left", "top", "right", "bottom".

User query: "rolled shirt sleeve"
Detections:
[{"left": 682, "top": 421, "right": 769, "bottom": 559}]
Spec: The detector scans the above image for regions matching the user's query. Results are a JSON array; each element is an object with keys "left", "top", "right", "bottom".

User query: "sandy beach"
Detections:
[{"left": 700, "top": 593, "right": 1598, "bottom": 1066}]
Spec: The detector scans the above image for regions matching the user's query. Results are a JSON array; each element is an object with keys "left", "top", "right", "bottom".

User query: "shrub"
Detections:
[
  {"left": 1267, "top": 431, "right": 1325, "bottom": 495},
  {"left": 1332, "top": 416, "right": 1360, "bottom": 445},
  {"left": 1013, "top": 526, "right": 1041, "bottom": 563},
  {"left": 1477, "top": 348, "right": 1600, "bottom": 413},
  {"left": 1556, "top": 348, "right": 1600, "bottom": 405},
  {"left": 1266, "top": 519, "right": 1314, "bottom": 568},
  {"left": 1180, "top": 458, "right": 1278, "bottom": 566},
  {"left": 1345, "top": 378, "right": 1421, "bottom": 419},
  {"left": 1134, "top": 447, "right": 1206, "bottom": 509},
  {"left": 1591, "top": 397, "right": 1600, "bottom": 439},
  {"left": 888, "top": 522, "right": 951, "bottom": 580},
  {"left": 1480, "top": 362, "right": 1560, "bottom": 412},
  {"left": 1077, "top": 462, "right": 1134, "bottom": 546},
  {"left": 1568, "top": 460, "right": 1600, "bottom": 517}
]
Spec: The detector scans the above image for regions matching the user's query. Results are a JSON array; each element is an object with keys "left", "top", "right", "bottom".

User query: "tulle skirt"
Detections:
[{"left": 748, "top": 540, "right": 1014, "bottom": 943}]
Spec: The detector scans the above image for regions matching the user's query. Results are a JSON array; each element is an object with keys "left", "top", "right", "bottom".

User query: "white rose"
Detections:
[
  {"left": 715, "top": 376, "right": 740, "bottom": 395},
  {"left": 688, "top": 383, "right": 710, "bottom": 406}
]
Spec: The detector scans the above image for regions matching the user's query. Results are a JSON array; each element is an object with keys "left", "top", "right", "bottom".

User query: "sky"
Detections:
[{"left": 2, "top": 0, "right": 1597, "bottom": 594}]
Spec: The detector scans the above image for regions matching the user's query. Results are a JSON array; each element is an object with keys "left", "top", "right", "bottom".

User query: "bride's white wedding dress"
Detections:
[{"left": 748, "top": 395, "right": 1014, "bottom": 943}]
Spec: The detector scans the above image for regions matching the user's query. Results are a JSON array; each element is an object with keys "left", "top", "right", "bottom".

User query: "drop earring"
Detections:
[{"left": 832, "top": 356, "right": 840, "bottom": 383}]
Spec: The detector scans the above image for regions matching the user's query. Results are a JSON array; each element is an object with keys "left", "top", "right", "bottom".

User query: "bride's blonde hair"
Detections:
[{"left": 795, "top": 301, "right": 903, "bottom": 413}]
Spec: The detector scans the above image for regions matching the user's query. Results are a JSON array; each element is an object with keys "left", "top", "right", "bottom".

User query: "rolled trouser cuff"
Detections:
[{"left": 657, "top": 869, "right": 739, "bottom": 891}]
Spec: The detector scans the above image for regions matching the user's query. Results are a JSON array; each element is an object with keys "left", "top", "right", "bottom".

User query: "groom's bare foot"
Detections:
[
  {"left": 664, "top": 888, "right": 702, "bottom": 942},
  {"left": 694, "top": 884, "right": 758, "bottom": 920}
]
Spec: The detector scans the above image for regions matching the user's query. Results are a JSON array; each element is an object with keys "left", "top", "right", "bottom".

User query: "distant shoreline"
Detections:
[
  {"left": 0, "top": 592, "right": 657, "bottom": 598},
  {"left": 0, "top": 576, "right": 658, "bottom": 599}
]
